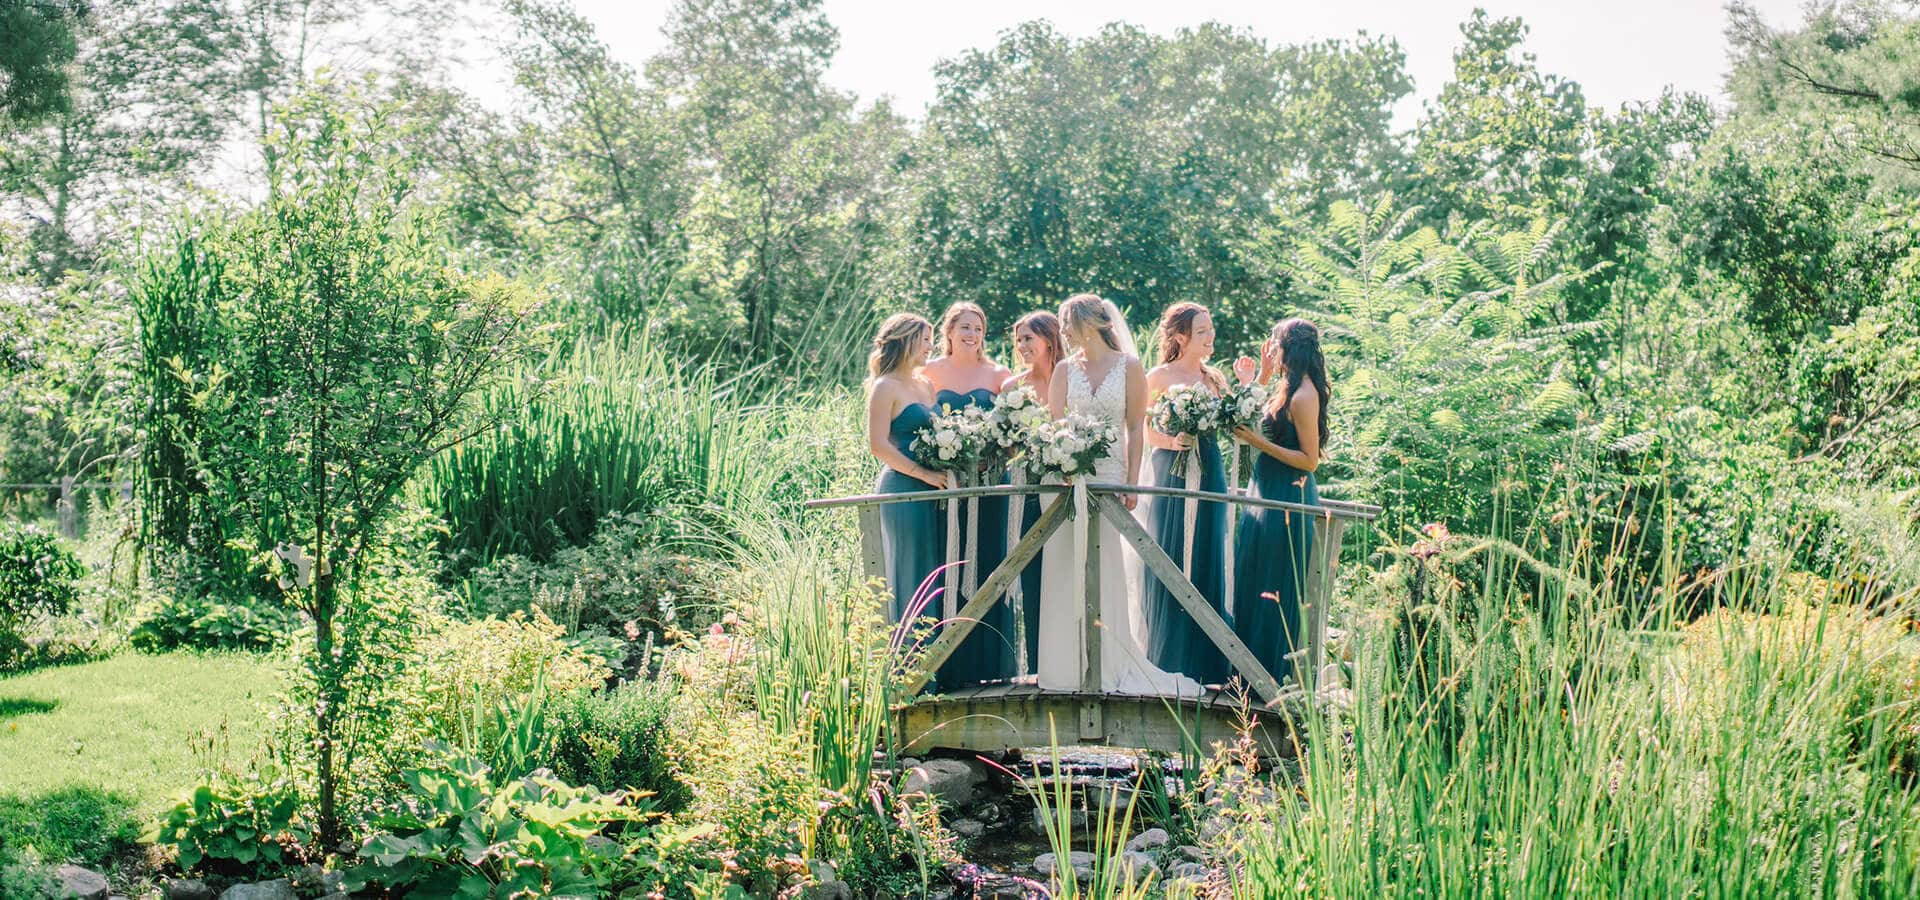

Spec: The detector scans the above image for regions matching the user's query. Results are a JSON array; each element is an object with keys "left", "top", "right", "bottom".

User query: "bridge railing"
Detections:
[{"left": 803, "top": 478, "right": 1378, "bottom": 714}]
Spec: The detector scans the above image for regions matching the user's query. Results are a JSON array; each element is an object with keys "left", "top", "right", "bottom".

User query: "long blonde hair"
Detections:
[
  {"left": 868, "top": 313, "right": 932, "bottom": 378},
  {"left": 937, "top": 302, "right": 991, "bottom": 359},
  {"left": 1060, "top": 293, "right": 1123, "bottom": 353}
]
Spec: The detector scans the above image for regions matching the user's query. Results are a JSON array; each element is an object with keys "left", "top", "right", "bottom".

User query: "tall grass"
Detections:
[
  {"left": 420, "top": 327, "right": 851, "bottom": 569},
  {"left": 1223, "top": 512, "right": 1920, "bottom": 897}
]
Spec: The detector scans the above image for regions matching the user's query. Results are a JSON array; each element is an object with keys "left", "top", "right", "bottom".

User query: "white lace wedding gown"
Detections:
[{"left": 1036, "top": 356, "right": 1205, "bottom": 697}]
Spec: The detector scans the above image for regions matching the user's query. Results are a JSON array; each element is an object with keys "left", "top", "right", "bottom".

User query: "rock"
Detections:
[
  {"left": 802, "top": 880, "right": 853, "bottom": 900},
  {"left": 219, "top": 879, "right": 297, "bottom": 900},
  {"left": 1171, "top": 861, "right": 1210, "bottom": 881},
  {"left": 903, "top": 759, "right": 988, "bottom": 808},
  {"left": 1120, "top": 851, "right": 1158, "bottom": 877},
  {"left": 1177, "top": 844, "right": 1206, "bottom": 863},
  {"left": 973, "top": 800, "right": 1010, "bottom": 825},
  {"left": 1033, "top": 850, "right": 1095, "bottom": 880},
  {"left": 54, "top": 865, "right": 109, "bottom": 900},
  {"left": 1029, "top": 806, "right": 1087, "bottom": 836},
  {"left": 584, "top": 834, "right": 621, "bottom": 856},
  {"left": 808, "top": 859, "right": 838, "bottom": 884},
  {"left": 165, "top": 880, "right": 216, "bottom": 900},
  {"left": 1200, "top": 816, "right": 1230, "bottom": 840},
  {"left": 950, "top": 817, "right": 986, "bottom": 839},
  {"left": 1125, "top": 827, "right": 1170, "bottom": 852}
]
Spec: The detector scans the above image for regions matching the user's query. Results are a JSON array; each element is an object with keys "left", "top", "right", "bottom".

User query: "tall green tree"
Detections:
[
  {"left": 0, "top": 0, "right": 87, "bottom": 123},
  {"left": 909, "top": 20, "right": 1410, "bottom": 347},
  {"left": 136, "top": 86, "right": 548, "bottom": 842}
]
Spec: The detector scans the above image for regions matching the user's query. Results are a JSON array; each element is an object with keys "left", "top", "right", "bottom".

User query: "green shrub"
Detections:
[
  {"left": 0, "top": 524, "right": 84, "bottom": 657},
  {"left": 402, "top": 610, "right": 610, "bottom": 750},
  {"left": 147, "top": 776, "right": 309, "bottom": 878},
  {"left": 129, "top": 596, "right": 294, "bottom": 652},
  {"left": 547, "top": 681, "right": 690, "bottom": 812},
  {"left": 345, "top": 743, "right": 642, "bottom": 897},
  {"left": 0, "top": 786, "right": 140, "bottom": 869}
]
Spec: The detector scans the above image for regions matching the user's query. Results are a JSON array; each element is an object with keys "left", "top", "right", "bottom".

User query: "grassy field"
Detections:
[{"left": 0, "top": 652, "right": 282, "bottom": 814}]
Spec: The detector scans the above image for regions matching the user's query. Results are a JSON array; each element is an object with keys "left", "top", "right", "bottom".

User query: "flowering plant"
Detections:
[
  {"left": 986, "top": 384, "right": 1049, "bottom": 467},
  {"left": 1023, "top": 414, "right": 1117, "bottom": 480},
  {"left": 1220, "top": 380, "right": 1269, "bottom": 431},
  {"left": 1149, "top": 382, "right": 1224, "bottom": 439},
  {"left": 910, "top": 405, "right": 993, "bottom": 474}
]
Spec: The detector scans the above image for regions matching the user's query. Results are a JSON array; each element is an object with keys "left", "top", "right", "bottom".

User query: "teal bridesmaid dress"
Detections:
[
  {"left": 932, "top": 388, "right": 1016, "bottom": 687},
  {"left": 1142, "top": 433, "right": 1231, "bottom": 685},
  {"left": 1231, "top": 404, "right": 1319, "bottom": 686},
  {"left": 877, "top": 402, "right": 947, "bottom": 654}
]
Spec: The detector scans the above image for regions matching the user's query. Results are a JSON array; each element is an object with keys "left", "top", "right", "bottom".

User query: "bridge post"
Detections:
[
  {"left": 857, "top": 506, "right": 885, "bottom": 585},
  {"left": 1302, "top": 514, "right": 1349, "bottom": 692},
  {"left": 1080, "top": 501, "right": 1103, "bottom": 742}
]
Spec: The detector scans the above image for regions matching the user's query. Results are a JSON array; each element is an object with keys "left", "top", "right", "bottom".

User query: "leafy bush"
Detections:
[
  {"left": 0, "top": 524, "right": 84, "bottom": 651},
  {"left": 401, "top": 610, "right": 610, "bottom": 750},
  {"left": 345, "top": 743, "right": 642, "bottom": 897},
  {"left": 147, "top": 776, "right": 310, "bottom": 878},
  {"left": 461, "top": 512, "right": 714, "bottom": 647},
  {"left": 547, "top": 681, "right": 690, "bottom": 812},
  {"left": 129, "top": 596, "right": 294, "bottom": 652}
]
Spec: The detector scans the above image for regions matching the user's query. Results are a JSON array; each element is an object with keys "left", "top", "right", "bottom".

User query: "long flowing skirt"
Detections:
[
  {"left": 1231, "top": 459, "right": 1319, "bottom": 686},
  {"left": 877, "top": 467, "right": 946, "bottom": 683},
  {"left": 938, "top": 472, "right": 1015, "bottom": 688},
  {"left": 1141, "top": 440, "right": 1231, "bottom": 685}
]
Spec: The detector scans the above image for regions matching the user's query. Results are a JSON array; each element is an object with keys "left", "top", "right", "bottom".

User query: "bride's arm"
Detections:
[{"left": 1122, "top": 357, "right": 1147, "bottom": 509}]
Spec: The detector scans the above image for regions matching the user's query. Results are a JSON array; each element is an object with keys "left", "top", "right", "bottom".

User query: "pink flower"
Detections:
[
  {"left": 623, "top": 620, "right": 641, "bottom": 641},
  {"left": 709, "top": 622, "right": 725, "bottom": 636},
  {"left": 1421, "top": 522, "right": 1452, "bottom": 541}
]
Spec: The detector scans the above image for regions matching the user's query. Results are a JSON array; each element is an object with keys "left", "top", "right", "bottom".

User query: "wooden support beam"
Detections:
[
  {"left": 902, "top": 495, "right": 1071, "bottom": 695},
  {"left": 857, "top": 505, "right": 885, "bottom": 585},
  {"left": 1094, "top": 495, "right": 1287, "bottom": 707},
  {"left": 1080, "top": 498, "right": 1104, "bottom": 742},
  {"left": 1302, "top": 515, "right": 1348, "bottom": 692}
]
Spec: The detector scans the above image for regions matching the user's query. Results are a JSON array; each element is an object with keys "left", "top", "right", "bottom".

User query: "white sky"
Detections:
[{"left": 458, "top": 0, "right": 1811, "bottom": 126}]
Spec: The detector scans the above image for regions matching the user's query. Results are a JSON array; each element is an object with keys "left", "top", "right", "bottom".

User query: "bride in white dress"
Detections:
[{"left": 1036, "top": 294, "right": 1205, "bottom": 698}]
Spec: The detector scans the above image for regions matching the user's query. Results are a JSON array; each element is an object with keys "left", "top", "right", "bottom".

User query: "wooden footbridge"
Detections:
[{"left": 805, "top": 478, "right": 1379, "bottom": 758}]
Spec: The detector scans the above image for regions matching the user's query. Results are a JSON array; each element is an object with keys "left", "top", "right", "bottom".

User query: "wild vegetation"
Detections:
[{"left": 1, "top": 0, "right": 1918, "bottom": 897}]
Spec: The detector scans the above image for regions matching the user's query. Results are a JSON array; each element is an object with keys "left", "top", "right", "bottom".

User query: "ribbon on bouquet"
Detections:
[
  {"left": 1223, "top": 436, "right": 1242, "bottom": 618},
  {"left": 1071, "top": 477, "right": 1090, "bottom": 624},
  {"left": 1006, "top": 466, "right": 1029, "bottom": 676},
  {"left": 963, "top": 472, "right": 981, "bottom": 600},
  {"left": 1179, "top": 446, "right": 1202, "bottom": 576},
  {"left": 943, "top": 472, "right": 961, "bottom": 621}
]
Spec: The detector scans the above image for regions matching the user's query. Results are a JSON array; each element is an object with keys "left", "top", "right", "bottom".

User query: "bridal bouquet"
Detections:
[
  {"left": 1149, "top": 382, "right": 1224, "bottom": 439},
  {"left": 1025, "top": 414, "right": 1117, "bottom": 480},
  {"left": 910, "top": 405, "right": 993, "bottom": 474},
  {"left": 1220, "top": 381, "right": 1269, "bottom": 431},
  {"left": 987, "top": 384, "right": 1049, "bottom": 466}
]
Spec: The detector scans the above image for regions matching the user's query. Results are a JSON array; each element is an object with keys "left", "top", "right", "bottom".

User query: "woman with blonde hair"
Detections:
[
  {"left": 918, "top": 302, "right": 1016, "bottom": 686},
  {"left": 864, "top": 313, "right": 947, "bottom": 648},
  {"left": 1035, "top": 294, "right": 1203, "bottom": 697}
]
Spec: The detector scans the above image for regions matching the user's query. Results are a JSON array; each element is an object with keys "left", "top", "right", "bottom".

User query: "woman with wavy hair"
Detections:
[
  {"left": 1230, "top": 317, "right": 1330, "bottom": 685},
  {"left": 864, "top": 314, "right": 947, "bottom": 646}
]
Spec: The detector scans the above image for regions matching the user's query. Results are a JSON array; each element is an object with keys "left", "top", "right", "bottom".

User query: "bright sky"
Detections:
[{"left": 461, "top": 0, "right": 1809, "bottom": 125}]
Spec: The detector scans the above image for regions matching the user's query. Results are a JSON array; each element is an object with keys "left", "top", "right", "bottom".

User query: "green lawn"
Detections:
[{"left": 0, "top": 651, "right": 283, "bottom": 814}]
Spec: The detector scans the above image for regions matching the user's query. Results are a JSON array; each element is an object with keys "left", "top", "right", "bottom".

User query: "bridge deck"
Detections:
[{"left": 895, "top": 682, "right": 1303, "bottom": 758}]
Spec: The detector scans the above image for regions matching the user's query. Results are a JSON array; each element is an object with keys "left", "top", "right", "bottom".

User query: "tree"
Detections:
[
  {"left": 0, "top": 0, "right": 87, "bottom": 123},
  {"left": 136, "top": 85, "right": 548, "bottom": 843},
  {"left": 909, "top": 20, "right": 1410, "bottom": 348},
  {"left": 1727, "top": 1, "right": 1920, "bottom": 175},
  {"left": 0, "top": 0, "right": 237, "bottom": 280}
]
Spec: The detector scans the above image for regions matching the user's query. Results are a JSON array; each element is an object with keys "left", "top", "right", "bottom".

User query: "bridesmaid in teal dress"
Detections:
[
  {"left": 1230, "top": 318, "right": 1330, "bottom": 686},
  {"left": 921, "top": 303, "right": 1016, "bottom": 686},
  {"left": 1001, "top": 311, "right": 1065, "bottom": 675},
  {"left": 864, "top": 314, "right": 949, "bottom": 661},
  {"left": 1141, "top": 302, "right": 1232, "bottom": 685}
]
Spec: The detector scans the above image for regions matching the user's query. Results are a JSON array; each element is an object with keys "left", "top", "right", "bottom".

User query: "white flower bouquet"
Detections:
[
  {"left": 1149, "top": 382, "right": 1224, "bottom": 440},
  {"left": 910, "top": 405, "right": 993, "bottom": 474},
  {"left": 1220, "top": 380, "right": 1269, "bottom": 432},
  {"left": 1024, "top": 413, "right": 1117, "bottom": 481},
  {"left": 986, "top": 384, "right": 1049, "bottom": 468}
]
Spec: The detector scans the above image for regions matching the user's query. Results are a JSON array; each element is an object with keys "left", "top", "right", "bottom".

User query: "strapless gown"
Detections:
[
  {"left": 1141, "top": 434, "right": 1231, "bottom": 685},
  {"left": 932, "top": 388, "right": 1015, "bottom": 687},
  {"left": 1231, "top": 405, "right": 1319, "bottom": 685},
  {"left": 876, "top": 402, "right": 947, "bottom": 676}
]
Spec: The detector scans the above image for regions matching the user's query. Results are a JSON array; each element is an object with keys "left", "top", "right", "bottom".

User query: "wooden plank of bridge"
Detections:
[
  {"left": 857, "top": 506, "right": 885, "bottom": 585},
  {"left": 1094, "top": 494, "right": 1287, "bottom": 707},
  {"left": 1302, "top": 514, "right": 1348, "bottom": 692},
  {"left": 1080, "top": 499, "right": 1104, "bottom": 742},
  {"left": 903, "top": 495, "right": 1071, "bottom": 695}
]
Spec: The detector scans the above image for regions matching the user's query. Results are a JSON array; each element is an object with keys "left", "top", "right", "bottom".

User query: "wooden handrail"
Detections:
[{"left": 805, "top": 480, "right": 1379, "bottom": 520}]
